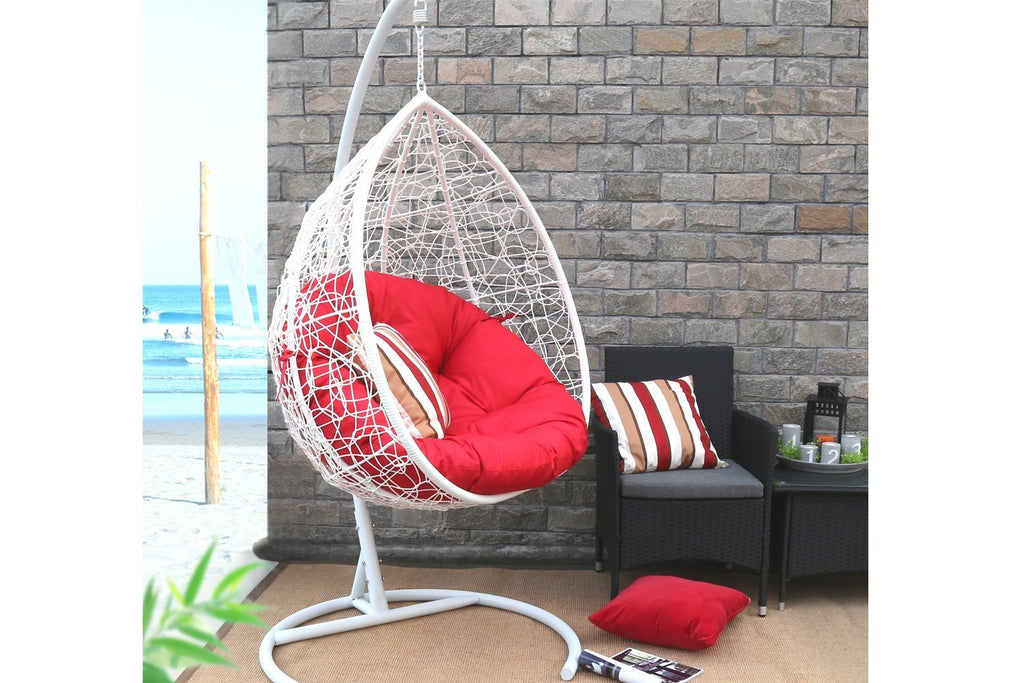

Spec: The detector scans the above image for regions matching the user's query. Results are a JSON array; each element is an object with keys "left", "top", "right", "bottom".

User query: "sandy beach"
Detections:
[{"left": 142, "top": 414, "right": 274, "bottom": 592}]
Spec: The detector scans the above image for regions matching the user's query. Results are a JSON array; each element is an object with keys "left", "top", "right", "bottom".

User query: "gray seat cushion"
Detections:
[{"left": 619, "top": 460, "right": 763, "bottom": 500}]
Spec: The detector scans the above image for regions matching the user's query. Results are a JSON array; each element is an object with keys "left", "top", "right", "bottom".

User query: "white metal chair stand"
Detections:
[
  {"left": 259, "top": 1, "right": 584, "bottom": 679},
  {"left": 258, "top": 497, "right": 581, "bottom": 682}
]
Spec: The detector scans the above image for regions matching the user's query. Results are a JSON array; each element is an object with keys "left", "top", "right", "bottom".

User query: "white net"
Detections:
[{"left": 269, "top": 92, "right": 588, "bottom": 510}]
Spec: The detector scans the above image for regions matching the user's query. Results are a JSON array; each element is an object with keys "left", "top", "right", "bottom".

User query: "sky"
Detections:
[{"left": 142, "top": 0, "right": 267, "bottom": 284}]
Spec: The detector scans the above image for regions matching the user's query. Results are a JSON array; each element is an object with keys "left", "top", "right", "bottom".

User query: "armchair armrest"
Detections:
[{"left": 730, "top": 409, "right": 778, "bottom": 490}]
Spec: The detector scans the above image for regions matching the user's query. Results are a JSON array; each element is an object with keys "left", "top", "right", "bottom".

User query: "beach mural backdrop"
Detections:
[{"left": 142, "top": 283, "right": 266, "bottom": 418}]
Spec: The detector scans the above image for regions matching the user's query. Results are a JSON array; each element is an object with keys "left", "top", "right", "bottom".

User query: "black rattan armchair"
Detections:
[{"left": 593, "top": 346, "right": 777, "bottom": 616}]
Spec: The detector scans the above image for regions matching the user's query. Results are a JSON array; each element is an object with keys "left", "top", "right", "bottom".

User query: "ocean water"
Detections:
[{"left": 143, "top": 284, "right": 267, "bottom": 418}]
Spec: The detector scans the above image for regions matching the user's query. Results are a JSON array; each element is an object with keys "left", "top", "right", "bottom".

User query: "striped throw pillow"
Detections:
[
  {"left": 349, "top": 324, "right": 450, "bottom": 439},
  {"left": 592, "top": 376, "right": 723, "bottom": 473}
]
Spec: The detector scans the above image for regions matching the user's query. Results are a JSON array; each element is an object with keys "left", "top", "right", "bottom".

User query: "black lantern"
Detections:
[{"left": 802, "top": 382, "right": 848, "bottom": 441}]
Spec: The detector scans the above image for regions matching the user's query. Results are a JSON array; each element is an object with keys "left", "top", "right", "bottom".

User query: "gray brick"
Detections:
[
  {"left": 607, "top": 57, "right": 662, "bottom": 85},
  {"left": 664, "top": 0, "right": 718, "bottom": 25},
  {"left": 721, "top": 0, "right": 773, "bottom": 25},
  {"left": 714, "top": 235, "right": 765, "bottom": 261},
  {"left": 355, "top": 27, "right": 410, "bottom": 56},
  {"left": 438, "top": 0, "right": 493, "bottom": 27},
  {"left": 635, "top": 27, "right": 691, "bottom": 55},
  {"left": 495, "top": 0, "right": 549, "bottom": 25},
  {"left": 268, "top": 88, "right": 305, "bottom": 116},
  {"left": 719, "top": 116, "right": 772, "bottom": 143},
  {"left": 685, "top": 319, "right": 739, "bottom": 344},
  {"left": 767, "top": 236, "right": 822, "bottom": 262},
  {"left": 280, "top": 2, "right": 329, "bottom": 29},
  {"left": 552, "top": 115, "right": 606, "bottom": 142},
  {"left": 658, "top": 291, "right": 712, "bottom": 316},
  {"left": 690, "top": 144, "right": 744, "bottom": 172},
  {"left": 720, "top": 58, "right": 775, "bottom": 86},
  {"left": 605, "top": 290, "right": 657, "bottom": 315},
  {"left": 833, "top": 59, "right": 869, "bottom": 87},
  {"left": 633, "top": 202, "right": 685, "bottom": 230},
  {"left": 747, "top": 28, "right": 804, "bottom": 56},
  {"left": 800, "top": 145, "right": 857, "bottom": 173},
  {"left": 491, "top": 56, "right": 548, "bottom": 83},
  {"left": 775, "top": 116, "right": 829, "bottom": 144},
  {"left": 714, "top": 291, "right": 768, "bottom": 318},
  {"left": 550, "top": 57, "right": 604, "bottom": 85},
  {"left": 577, "top": 260, "right": 632, "bottom": 288},
  {"left": 658, "top": 233, "right": 712, "bottom": 260},
  {"left": 551, "top": 173, "right": 603, "bottom": 200},
  {"left": 658, "top": 290, "right": 712, "bottom": 316},
  {"left": 690, "top": 86, "right": 746, "bottom": 114},
  {"left": 833, "top": 0, "right": 868, "bottom": 26},
  {"left": 662, "top": 173, "right": 715, "bottom": 201},
  {"left": 605, "top": 232, "right": 658, "bottom": 260},
  {"left": 745, "top": 87, "right": 802, "bottom": 114},
  {"left": 776, "top": 58, "right": 832, "bottom": 85},
  {"left": 818, "top": 350, "right": 868, "bottom": 375},
  {"left": 771, "top": 174, "right": 824, "bottom": 202},
  {"left": 496, "top": 114, "right": 550, "bottom": 142},
  {"left": 467, "top": 27, "right": 521, "bottom": 55},
  {"left": 663, "top": 116, "right": 717, "bottom": 142},
  {"left": 579, "top": 144, "right": 633, "bottom": 172},
  {"left": 522, "top": 85, "right": 576, "bottom": 113},
  {"left": 579, "top": 202, "right": 631, "bottom": 230},
  {"left": 745, "top": 145, "right": 801, "bottom": 173},
  {"left": 608, "top": 116, "right": 663, "bottom": 144},
  {"left": 304, "top": 29, "right": 357, "bottom": 57},
  {"left": 423, "top": 28, "right": 467, "bottom": 55},
  {"left": 608, "top": 0, "right": 662, "bottom": 25},
  {"left": 825, "top": 174, "right": 868, "bottom": 203},
  {"left": 635, "top": 261, "right": 689, "bottom": 288},
  {"left": 687, "top": 204, "right": 740, "bottom": 231},
  {"left": 632, "top": 317, "right": 686, "bottom": 345},
  {"left": 606, "top": 174, "right": 660, "bottom": 201},
  {"left": 777, "top": 0, "right": 832, "bottom": 26},
  {"left": 822, "top": 236, "right": 868, "bottom": 264},
  {"left": 804, "top": 28, "right": 861, "bottom": 56},
  {"left": 741, "top": 321, "right": 794, "bottom": 350},
  {"left": 686, "top": 263, "right": 740, "bottom": 289},
  {"left": 579, "top": 27, "right": 633, "bottom": 54},
  {"left": 579, "top": 87, "right": 633, "bottom": 114},
  {"left": 663, "top": 57, "right": 718, "bottom": 85},
  {"left": 636, "top": 144, "right": 689, "bottom": 171},
  {"left": 795, "top": 264, "right": 848, "bottom": 291},
  {"left": 634, "top": 87, "right": 689, "bottom": 114},
  {"left": 740, "top": 204, "right": 796, "bottom": 233},
  {"left": 269, "top": 31, "right": 303, "bottom": 60},
  {"left": 822, "top": 293, "right": 868, "bottom": 320},
  {"left": 553, "top": 0, "right": 606, "bottom": 25},
  {"left": 524, "top": 27, "right": 577, "bottom": 55},
  {"left": 769, "top": 292, "right": 822, "bottom": 319},
  {"left": 741, "top": 263, "right": 794, "bottom": 290},
  {"left": 764, "top": 349, "right": 816, "bottom": 374}
]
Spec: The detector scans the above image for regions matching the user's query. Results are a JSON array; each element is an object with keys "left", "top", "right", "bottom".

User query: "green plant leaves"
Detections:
[{"left": 143, "top": 540, "right": 270, "bottom": 681}]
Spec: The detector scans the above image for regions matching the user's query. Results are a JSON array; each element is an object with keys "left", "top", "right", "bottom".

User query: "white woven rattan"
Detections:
[{"left": 269, "top": 91, "right": 589, "bottom": 510}]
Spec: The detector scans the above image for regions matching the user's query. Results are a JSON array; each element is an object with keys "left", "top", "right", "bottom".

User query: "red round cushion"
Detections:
[
  {"left": 289, "top": 271, "right": 587, "bottom": 497},
  {"left": 362, "top": 272, "right": 588, "bottom": 495}
]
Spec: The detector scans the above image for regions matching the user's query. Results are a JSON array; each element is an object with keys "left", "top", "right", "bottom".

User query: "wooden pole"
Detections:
[{"left": 199, "top": 161, "right": 221, "bottom": 505}]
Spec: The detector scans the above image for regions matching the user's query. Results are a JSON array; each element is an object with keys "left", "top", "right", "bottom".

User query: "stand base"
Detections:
[{"left": 259, "top": 588, "right": 581, "bottom": 682}]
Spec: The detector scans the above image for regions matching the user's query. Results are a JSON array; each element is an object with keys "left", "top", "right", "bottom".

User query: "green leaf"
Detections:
[
  {"left": 184, "top": 541, "right": 216, "bottom": 606},
  {"left": 176, "top": 622, "right": 227, "bottom": 652},
  {"left": 205, "top": 604, "right": 269, "bottom": 628},
  {"left": 213, "top": 561, "right": 267, "bottom": 599},
  {"left": 143, "top": 578, "right": 159, "bottom": 636},
  {"left": 146, "top": 637, "right": 235, "bottom": 668},
  {"left": 142, "top": 661, "right": 175, "bottom": 683}
]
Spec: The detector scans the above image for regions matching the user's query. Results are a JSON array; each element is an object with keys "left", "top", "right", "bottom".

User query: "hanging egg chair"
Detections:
[{"left": 261, "top": 1, "right": 590, "bottom": 680}]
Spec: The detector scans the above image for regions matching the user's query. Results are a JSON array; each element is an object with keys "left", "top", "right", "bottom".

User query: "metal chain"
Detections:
[{"left": 413, "top": 0, "right": 428, "bottom": 93}]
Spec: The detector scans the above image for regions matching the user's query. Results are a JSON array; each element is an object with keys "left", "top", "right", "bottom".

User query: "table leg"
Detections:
[{"left": 779, "top": 495, "right": 792, "bottom": 611}]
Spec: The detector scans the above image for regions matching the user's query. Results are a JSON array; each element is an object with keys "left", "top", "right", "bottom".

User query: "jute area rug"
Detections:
[{"left": 182, "top": 562, "right": 867, "bottom": 682}]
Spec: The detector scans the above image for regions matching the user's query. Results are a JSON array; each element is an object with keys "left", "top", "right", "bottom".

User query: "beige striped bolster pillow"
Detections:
[{"left": 348, "top": 323, "right": 450, "bottom": 439}]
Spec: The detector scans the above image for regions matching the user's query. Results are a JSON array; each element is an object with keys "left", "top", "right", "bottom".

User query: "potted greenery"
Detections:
[{"left": 143, "top": 541, "right": 270, "bottom": 683}]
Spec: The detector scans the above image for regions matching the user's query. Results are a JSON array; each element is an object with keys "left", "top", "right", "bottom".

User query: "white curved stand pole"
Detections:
[
  {"left": 259, "top": 498, "right": 581, "bottom": 682},
  {"left": 334, "top": 0, "right": 415, "bottom": 176}
]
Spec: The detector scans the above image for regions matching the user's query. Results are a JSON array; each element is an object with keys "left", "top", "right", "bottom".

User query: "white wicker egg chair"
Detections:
[{"left": 259, "top": 1, "right": 589, "bottom": 680}]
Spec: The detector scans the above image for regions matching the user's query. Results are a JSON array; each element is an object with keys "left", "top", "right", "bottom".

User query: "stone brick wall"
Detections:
[{"left": 260, "top": 0, "right": 868, "bottom": 565}]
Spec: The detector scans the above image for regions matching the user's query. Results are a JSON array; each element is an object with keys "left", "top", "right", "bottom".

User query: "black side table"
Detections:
[{"left": 772, "top": 466, "right": 868, "bottom": 610}]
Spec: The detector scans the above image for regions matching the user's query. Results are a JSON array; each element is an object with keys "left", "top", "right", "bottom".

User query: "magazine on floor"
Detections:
[{"left": 579, "top": 648, "right": 703, "bottom": 682}]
